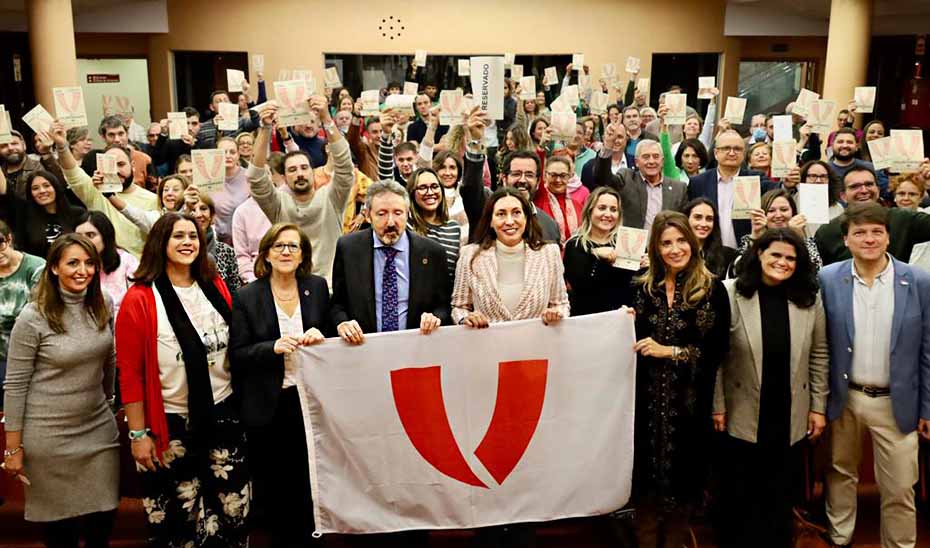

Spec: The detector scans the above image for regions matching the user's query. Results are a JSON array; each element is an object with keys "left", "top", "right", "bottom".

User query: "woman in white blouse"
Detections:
[{"left": 229, "top": 223, "right": 329, "bottom": 546}]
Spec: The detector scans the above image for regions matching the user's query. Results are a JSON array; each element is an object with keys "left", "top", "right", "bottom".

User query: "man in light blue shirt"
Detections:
[
  {"left": 372, "top": 229, "right": 410, "bottom": 332},
  {"left": 819, "top": 202, "right": 930, "bottom": 547},
  {"left": 331, "top": 180, "right": 451, "bottom": 344}
]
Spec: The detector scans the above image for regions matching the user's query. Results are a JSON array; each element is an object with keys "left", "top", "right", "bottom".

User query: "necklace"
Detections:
[{"left": 272, "top": 287, "right": 298, "bottom": 302}]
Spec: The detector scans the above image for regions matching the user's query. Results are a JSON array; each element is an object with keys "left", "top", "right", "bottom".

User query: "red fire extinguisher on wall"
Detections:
[{"left": 901, "top": 36, "right": 930, "bottom": 128}]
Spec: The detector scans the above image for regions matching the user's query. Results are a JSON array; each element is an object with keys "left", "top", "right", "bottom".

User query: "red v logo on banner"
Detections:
[{"left": 390, "top": 360, "right": 549, "bottom": 488}]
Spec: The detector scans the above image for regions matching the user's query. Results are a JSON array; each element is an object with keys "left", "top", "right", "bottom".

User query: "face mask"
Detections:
[{"left": 752, "top": 128, "right": 767, "bottom": 140}]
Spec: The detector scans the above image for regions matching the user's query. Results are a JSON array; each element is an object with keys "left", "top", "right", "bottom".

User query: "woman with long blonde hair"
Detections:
[{"left": 563, "top": 187, "right": 634, "bottom": 315}]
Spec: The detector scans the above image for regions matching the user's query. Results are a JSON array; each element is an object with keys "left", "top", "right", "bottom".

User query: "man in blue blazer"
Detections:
[
  {"left": 688, "top": 129, "right": 777, "bottom": 248},
  {"left": 818, "top": 202, "right": 930, "bottom": 548}
]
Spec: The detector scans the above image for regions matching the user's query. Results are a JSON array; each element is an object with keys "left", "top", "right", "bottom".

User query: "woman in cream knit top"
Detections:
[{"left": 452, "top": 187, "right": 569, "bottom": 325}]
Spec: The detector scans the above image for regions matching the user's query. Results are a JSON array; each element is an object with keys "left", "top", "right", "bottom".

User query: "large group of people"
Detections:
[{"left": 1, "top": 58, "right": 930, "bottom": 548}]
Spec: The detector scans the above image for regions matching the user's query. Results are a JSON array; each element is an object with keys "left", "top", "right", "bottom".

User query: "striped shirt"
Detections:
[
  {"left": 424, "top": 220, "right": 462, "bottom": 282},
  {"left": 377, "top": 134, "right": 396, "bottom": 181}
]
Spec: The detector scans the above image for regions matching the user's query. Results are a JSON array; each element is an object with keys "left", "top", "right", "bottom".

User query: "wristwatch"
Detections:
[{"left": 128, "top": 428, "right": 151, "bottom": 442}]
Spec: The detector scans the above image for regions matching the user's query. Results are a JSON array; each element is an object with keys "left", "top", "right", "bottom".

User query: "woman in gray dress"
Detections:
[{"left": 2, "top": 233, "right": 119, "bottom": 548}]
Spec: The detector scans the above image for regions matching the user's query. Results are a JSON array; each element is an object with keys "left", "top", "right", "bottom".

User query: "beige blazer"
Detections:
[
  {"left": 713, "top": 279, "right": 829, "bottom": 445},
  {"left": 451, "top": 243, "right": 570, "bottom": 324}
]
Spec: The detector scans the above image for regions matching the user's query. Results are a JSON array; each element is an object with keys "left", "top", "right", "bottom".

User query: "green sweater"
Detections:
[
  {"left": 814, "top": 207, "right": 930, "bottom": 265},
  {"left": 660, "top": 132, "right": 690, "bottom": 183}
]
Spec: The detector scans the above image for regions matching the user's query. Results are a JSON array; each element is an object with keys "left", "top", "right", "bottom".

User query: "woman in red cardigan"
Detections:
[{"left": 116, "top": 211, "right": 249, "bottom": 548}]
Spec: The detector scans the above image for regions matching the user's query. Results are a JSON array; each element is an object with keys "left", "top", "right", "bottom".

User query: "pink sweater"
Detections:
[{"left": 231, "top": 196, "right": 272, "bottom": 283}]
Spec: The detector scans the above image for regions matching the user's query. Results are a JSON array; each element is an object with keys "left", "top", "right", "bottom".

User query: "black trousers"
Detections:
[
  {"left": 473, "top": 523, "right": 537, "bottom": 548},
  {"left": 249, "top": 386, "right": 317, "bottom": 548},
  {"left": 716, "top": 435, "right": 798, "bottom": 548},
  {"left": 42, "top": 510, "right": 116, "bottom": 548}
]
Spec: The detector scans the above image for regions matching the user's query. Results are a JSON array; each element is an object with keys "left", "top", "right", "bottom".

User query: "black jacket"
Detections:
[
  {"left": 229, "top": 275, "right": 331, "bottom": 428},
  {"left": 330, "top": 228, "right": 451, "bottom": 333}
]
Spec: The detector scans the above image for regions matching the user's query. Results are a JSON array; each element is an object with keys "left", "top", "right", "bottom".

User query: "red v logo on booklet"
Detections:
[{"left": 391, "top": 359, "right": 549, "bottom": 488}]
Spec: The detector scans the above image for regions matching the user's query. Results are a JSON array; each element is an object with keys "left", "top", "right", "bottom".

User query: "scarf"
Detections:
[
  {"left": 547, "top": 190, "right": 579, "bottom": 244},
  {"left": 566, "top": 175, "right": 584, "bottom": 195},
  {"left": 153, "top": 274, "right": 231, "bottom": 447}
]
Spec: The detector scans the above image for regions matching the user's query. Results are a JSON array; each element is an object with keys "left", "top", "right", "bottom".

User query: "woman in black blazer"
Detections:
[{"left": 229, "top": 222, "right": 330, "bottom": 547}]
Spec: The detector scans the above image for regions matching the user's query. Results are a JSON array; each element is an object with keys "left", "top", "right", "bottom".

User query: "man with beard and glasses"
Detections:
[
  {"left": 829, "top": 127, "right": 888, "bottom": 197},
  {"left": 249, "top": 97, "right": 354, "bottom": 286},
  {"left": 0, "top": 130, "right": 62, "bottom": 201},
  {"left": 816, "top": 164, "right": 930, "bottom": 266},
  {"left": 49, "top": 120, "right": 157, "bottom": 258},
  {"left": 457, "top": 107, "right": 561, "bottom": 244}
]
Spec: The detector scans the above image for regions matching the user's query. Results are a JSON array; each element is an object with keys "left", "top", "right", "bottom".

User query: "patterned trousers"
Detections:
[{"left": 138, "top": 399, "right": 251, "bottom": 548}]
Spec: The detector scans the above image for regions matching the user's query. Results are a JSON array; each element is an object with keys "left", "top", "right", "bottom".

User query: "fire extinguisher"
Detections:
[{"left": 900, "top": 36, "right": 930, "bottom": 128}]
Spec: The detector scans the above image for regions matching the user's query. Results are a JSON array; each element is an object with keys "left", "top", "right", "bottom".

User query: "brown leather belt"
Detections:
[{"left": 849, "top": 381, "right": 890, "bottom": 397}]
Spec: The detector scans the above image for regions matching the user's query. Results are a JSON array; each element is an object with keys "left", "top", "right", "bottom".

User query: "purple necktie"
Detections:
[{"left": 381, "top": 247, "right": 399, "bottom": 332}]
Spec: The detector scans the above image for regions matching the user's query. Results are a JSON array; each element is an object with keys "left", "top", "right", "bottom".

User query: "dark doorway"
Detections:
[
  {"left": 0, "top": 32, "right": 36, "bottom": 137},
  {"left": 649, "top": 53, "right": 720, "bottom": 110},
  {"left": 867, "top": 35, "right": 930, "bottom": 131},
  {"left": 173, "top": 50, "right": 248, "bottom": 117}
]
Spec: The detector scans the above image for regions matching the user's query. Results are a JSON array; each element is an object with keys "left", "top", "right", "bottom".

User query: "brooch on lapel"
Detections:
[
  {"left": 900, "top": 280, "right": 909, "bottom": 286},
  {"left": 422, "top": 258, "right": 429, "bottom": 265}
]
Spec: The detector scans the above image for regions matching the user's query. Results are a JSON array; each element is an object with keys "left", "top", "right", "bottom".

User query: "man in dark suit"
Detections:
[
  {"left": 331, "top": 179, "right": 451, "bottom": 344},
  {"left": 688, "top": 129, "right": 777, "bottom": 247},
  {"left": 594, "top": 123, "right": 687, "bottom": 232},
  {"left": 818, "top": 202, "right": 930, "bottom": 547}
]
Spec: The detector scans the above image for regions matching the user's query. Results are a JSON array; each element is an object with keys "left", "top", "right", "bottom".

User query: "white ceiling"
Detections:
[
  {"left": 729, "top": 0, "right": 930, "bottom": 18},
  {"left": 726, "top": 0, "right": 930, "bottom": 36}
]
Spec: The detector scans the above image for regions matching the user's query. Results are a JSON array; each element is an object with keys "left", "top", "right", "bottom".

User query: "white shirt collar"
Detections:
[{"left": 851, "top": 254, "right": 894, "bottom": 285}]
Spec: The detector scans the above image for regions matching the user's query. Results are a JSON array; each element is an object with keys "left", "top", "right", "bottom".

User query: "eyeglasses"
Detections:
[
  {"left": 271, "top": 243, "right": 301, "bottom": 254},
  {"left": 846, "top": 181, "right": 877, "bottom": 192},
  {"left": 507, "top": 171, "right": 537, "bottom": 181},
  {"left": 546, "top": 172, "right": 571, "bottom": 181},
  {"left": 415, "top": 184, "right": 441, "bottom": 194},
  {"left": 717, "top": 146, "right": 745, "bottom": 155},
  {"left": 805, "top": 173, "right": 829, "bottom": 181}
]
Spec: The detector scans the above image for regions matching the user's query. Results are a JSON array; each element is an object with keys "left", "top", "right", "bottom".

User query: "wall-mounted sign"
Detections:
[
  {"left": 12, "top": 55, "right": 22, "bottom": 82},
  {"left": 87, "top": 74, "right": 120, "bottom": 84}
]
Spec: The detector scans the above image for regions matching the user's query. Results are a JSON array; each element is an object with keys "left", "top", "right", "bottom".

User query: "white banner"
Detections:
[{"left": 296, "top": 310, "right": 636, "bottom": 535}]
